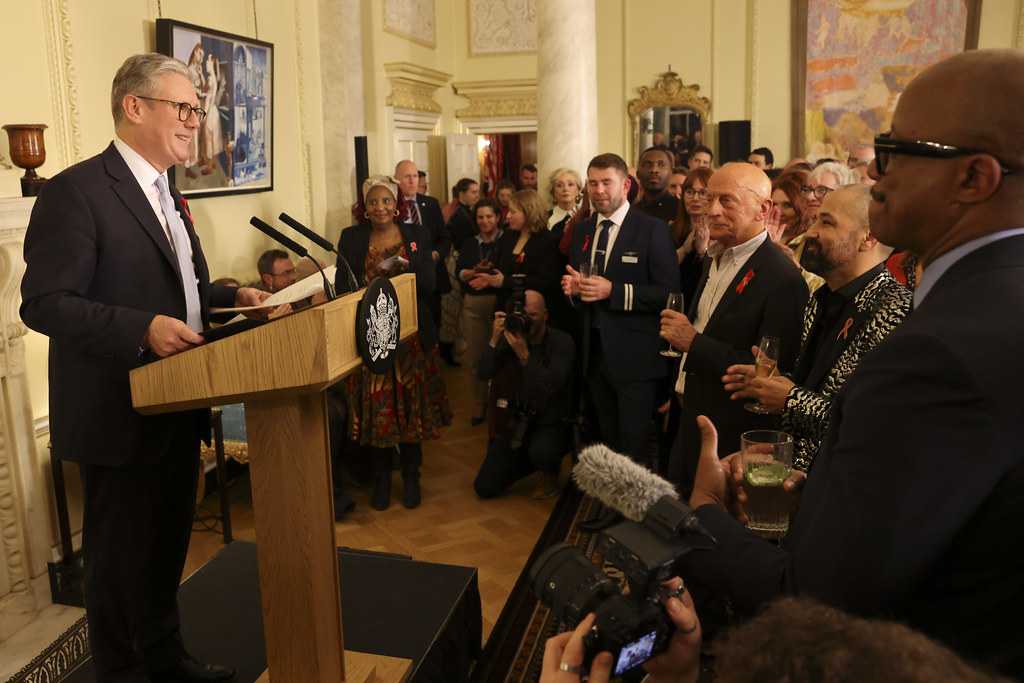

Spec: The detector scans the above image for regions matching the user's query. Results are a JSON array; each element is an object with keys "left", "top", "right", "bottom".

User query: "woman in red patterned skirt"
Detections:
[{"left": 335, "top": 175, "right": 452, "bottom": 509}]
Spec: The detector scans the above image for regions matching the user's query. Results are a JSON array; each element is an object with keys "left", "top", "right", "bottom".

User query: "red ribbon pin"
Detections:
[
  {"left": 516, "top": 251, "right": 525, "bottom": 264},
  {"left": 736, "top": 268, "right": 755, "bottom": 294},
  {"left": 837, "top": 317, "right": 854, "bottom": 340},
  {"left": 180, "top": 196, "right": 193, "bottom": 225},
  {"left": 582, "top": 234, "right": 590, "bottom": 252},
  {"left": 410, "top": 241, "right": 418, "bottom": 253}
]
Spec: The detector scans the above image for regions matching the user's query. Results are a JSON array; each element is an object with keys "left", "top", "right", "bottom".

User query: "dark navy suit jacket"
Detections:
[
  {"left": 567, "top": 206, "right": 680, "bottom": 382},
  {"left": 20, "top": 142, "right": 236, "bottom": 467},
  {"left": 683, "top": 235, "right": 1024, "bottom": 679}
]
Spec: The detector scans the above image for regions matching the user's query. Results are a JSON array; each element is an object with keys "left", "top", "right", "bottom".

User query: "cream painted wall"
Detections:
[
  {"left": 7, "top": 0, "right": 1024, "bottom": 420},
  {"left": 3, "top": 0, "right": 329, "bottom": 417}
]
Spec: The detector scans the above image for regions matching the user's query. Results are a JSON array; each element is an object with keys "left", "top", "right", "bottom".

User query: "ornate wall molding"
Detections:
[
  {"left": 453, "top": 79, "right": 537, "bottom": 119},
  {"left": 0, "top": 197, "right": 38, "bottom": 640},
  {"left": 627, "top": 72, "right": 712, "bottom": 161},
  {"left": 383, "top": 0, "right": 436, "bottom": 48},
  {"left": 293, "top": 0, "right": 313, "bottom": 224},
  {"left": 749, "top": 0, "right": 760, "bottom": 138},
  {"left": 385, "top": 63, "right": 452, "bottom": 114},
  {"left": 469, "top": 0, "right": 537, "bottom": 55},
  {"left": 42, "top": 0, "right": 82, "bottom": 168}
]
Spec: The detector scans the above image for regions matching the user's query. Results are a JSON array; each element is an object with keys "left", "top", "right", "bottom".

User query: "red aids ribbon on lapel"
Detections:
[
  {"left": 180, "top": 196, "right": 193, "bottom": 225},
  {"left": 837, "top": 316, "right": 854, "bottom": 340},
  {"left": 410, "top": 241, "right": 418, "bottom": 253},
  {"left": 582, "top": 234, "right": 590, "bottom": 252},
  {"left": 516, "top": 251, "right": 525, "bottom": 264},
  {"left": 736, "top": 268, "right": 755, "bottom": 294}
]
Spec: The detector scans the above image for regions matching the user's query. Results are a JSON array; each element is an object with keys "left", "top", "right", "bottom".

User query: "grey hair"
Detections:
[
  {"left": 809, "top": 161, "right": 860, "bottom": 187},
  {"left": 111, "top": 53, "right": 191, "bottom": 126}
]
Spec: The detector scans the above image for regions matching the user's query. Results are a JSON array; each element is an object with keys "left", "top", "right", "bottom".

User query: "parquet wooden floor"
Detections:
[{"left": 183, "top": 360, "right": 567, "bottom": 645}]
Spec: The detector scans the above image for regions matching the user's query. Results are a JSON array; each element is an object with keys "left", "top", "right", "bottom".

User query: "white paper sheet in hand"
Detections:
[{"left": 215, "top": 265, "right": 337, "bottom": 322}]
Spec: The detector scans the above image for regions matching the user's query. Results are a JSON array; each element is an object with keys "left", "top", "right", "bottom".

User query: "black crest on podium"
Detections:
[{"left": 356, "top": 276, "right": 401, "bottom": 374}]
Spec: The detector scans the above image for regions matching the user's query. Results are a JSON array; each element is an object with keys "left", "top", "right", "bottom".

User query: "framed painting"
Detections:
[
  {"left": 156, "top": 18, "right": 273, "bottom": 198},
  {"left": 792, "top": 0, "right": 980, "bottom": 161}
]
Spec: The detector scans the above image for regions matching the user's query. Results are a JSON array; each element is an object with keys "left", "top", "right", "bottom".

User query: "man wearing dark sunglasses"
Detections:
[{"left": 682, "top": 48, "right": 1024, "bottom": 679}]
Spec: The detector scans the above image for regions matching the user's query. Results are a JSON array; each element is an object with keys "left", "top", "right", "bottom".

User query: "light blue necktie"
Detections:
[{"left": 154, "top": 175, "right": 202, "bottom": 332}]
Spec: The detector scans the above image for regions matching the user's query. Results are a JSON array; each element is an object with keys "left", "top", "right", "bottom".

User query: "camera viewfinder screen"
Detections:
[{"left": 614, "top": 630, "right": 659, "bottom": 675}]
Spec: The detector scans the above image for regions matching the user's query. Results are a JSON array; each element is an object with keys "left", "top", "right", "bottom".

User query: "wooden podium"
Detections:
[{"left": 130, "top": 273, "right": 417, "bottom": 683}]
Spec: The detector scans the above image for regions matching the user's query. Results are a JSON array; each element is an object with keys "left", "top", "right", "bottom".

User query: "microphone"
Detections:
[
  {"left": 278, "top": 212, "right": 335, "bottom": 253},
  {"left": 573, "top": 444, "right": 678, "bottom": 522},
  {"left": 250, "top": 216, "right": 308, "bottom": 258},
  {"left": 278, "top": 212, "right": 360, "bottom": 294},
  {"left": 250, "top": 217, "right": 335, "bottom": 301},
  {"left": 573, "top": 444, "right": 715, "bottom": 542}
]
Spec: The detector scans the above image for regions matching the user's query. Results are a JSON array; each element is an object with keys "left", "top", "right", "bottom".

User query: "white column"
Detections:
[
  {"left": 537, "top": 0, "right": 598, "bottom": 183},
  {"left": 0, "top": 197, "right": 51, "bottom": 641}
]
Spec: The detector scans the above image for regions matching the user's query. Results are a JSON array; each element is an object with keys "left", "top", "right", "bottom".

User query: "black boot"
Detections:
[
  {"left": 399, "top": 443, "right": 422, "bottom": 509},
  {"left": 439, "top": 342, "right": 461, "bottom": 367},
  {"left": 370, "top": 447, "right": 392, "bottom": 511}
]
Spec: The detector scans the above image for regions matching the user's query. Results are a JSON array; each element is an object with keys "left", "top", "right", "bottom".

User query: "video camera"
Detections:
[{"left": 529, "top": 496, "right": 709, "bottom": 677}]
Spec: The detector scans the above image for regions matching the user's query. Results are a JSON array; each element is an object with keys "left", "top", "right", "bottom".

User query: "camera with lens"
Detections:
[
  {"left": 503, "top": 274, "right": 532, "bottom": 336},
  {"left": 530, "top": 496, "right": 710, "bottom": 677}
]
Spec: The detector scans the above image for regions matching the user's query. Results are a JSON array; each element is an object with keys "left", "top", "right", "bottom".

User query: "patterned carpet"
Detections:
[
  {"left": 6, "top": 616, "right": 89, "bottom": 683},
  {"left": 471, "top": 482, "right": 609, "bottom": 683}
]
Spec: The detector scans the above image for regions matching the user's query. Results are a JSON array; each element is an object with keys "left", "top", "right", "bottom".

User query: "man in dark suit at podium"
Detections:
[
  {"left": 20, "top": 53, "right": 267, "bottom": 683},
  {"left": 562, "top": 153, "right": 679, "bottom": 467}
]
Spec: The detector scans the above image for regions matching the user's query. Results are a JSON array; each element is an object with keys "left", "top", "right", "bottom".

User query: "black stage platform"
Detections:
[{"left": 64, "top": 541, "right": 482, "bottom": 682}]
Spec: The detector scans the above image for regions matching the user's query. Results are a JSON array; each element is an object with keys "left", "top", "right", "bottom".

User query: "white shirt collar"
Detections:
[
  {"left": 113, "top": 136, "right": 165, "bottom": 190},
  {"left": 707, "top": 229, "right": 768, "bottom": 261},
  {"left": 597, "top": 200, "right": 631, "bottom": 228}
]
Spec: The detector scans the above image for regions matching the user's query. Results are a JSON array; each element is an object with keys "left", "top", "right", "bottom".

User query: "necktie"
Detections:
[
  {"left": 154, "top": 175, "right": 202, "bottom": 332},
  {"left": 405, "top": 197, "right": 422, "bottom": 225},
  {"left": 594, "top": 219, "right": 612, "bottom": 276}
]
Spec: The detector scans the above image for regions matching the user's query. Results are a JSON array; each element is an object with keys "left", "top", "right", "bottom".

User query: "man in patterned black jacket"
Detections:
[{"left": 722, "top": 184, "right": 910, "bottom": 479}]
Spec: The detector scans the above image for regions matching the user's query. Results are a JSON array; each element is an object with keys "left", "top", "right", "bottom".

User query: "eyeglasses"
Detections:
[
  {"left": 873, "top": 131, "right": 1014, "bottom": 176},
  {"left": 800, "top": 185, "right": 834, "bottom": 200},
  {"left": 683, "top": 188, "right": 707, "bottom": 199},
  {"left": 134, "top": 96, "right": 207, "bottom": 125},
  {"left": 272, "top": 268, "right": 297, "bottom": 278}
]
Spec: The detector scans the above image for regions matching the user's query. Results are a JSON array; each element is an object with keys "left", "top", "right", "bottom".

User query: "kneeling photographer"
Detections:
[{"left": 473, "top": 289, "right": 574, "bottom": 500}]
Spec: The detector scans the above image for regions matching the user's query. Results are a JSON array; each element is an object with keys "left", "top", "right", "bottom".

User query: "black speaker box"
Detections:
[
  {"left": 718, "top": 120, "right": 751, "bottom": 164},
  {"left": 354, "top": 136, "right": 369, "bottom": 198}
]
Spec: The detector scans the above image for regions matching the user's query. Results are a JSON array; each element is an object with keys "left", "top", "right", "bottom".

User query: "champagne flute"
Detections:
[
  {"left": 660, "top": 292, "right": 685, "bottom": 357},
  {"left": 744, "top": 335, "right": 780, "bottom": 414}
]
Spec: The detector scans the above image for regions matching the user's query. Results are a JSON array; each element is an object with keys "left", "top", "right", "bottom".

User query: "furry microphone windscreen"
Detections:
[{"left": 572, "top": 444, "right": 678, "bottom": 521}]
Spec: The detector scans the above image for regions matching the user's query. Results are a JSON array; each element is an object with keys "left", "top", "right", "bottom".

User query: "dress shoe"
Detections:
[
  {"left": 532, "top": 473, "right": 561, "bottom": 500},
  {"left": 402, "top": 473, "right": 421, "bottom": 509},
  {"left": 576, "top": 510, "right": 624, "bottom": 533},
  {"left": 151, "top": 653, "right": 235, "bottom": 682},
  {"left": 470, "top": 405, "right": 487, "bottom": 426},
  {"left": 439, "top": 343, "right": 461, "bottom": 367}
]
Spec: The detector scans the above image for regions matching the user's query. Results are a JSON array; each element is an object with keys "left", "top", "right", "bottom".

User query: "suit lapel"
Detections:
[
  {"left": 105, "top": 146, "right": 179, "bottom": 273},
  {"left": 603, "top": 211, "right": 634, "bottom": 277},
  {"left": 804, "top": 305, "right": 868, "bottom": 390},
  {"left": 702, "top": 238, "right": 771, "bottom": 334},
  {"left": 688, "top": 256, "right": 712, "bottom": 318}
]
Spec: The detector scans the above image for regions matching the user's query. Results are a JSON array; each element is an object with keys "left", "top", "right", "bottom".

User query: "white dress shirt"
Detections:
[{"left": 675, "top": 229, "right": 768, "bottom": 394}]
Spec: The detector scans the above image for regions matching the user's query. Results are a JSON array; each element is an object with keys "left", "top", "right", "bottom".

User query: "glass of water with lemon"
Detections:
[{"left": 740, "top": 430, "right": 794, "bottom": 539}]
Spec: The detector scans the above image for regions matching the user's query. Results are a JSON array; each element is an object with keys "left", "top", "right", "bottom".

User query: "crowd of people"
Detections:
[{"left": 26, "top": 46, "right": 1020, "bottom": 683}]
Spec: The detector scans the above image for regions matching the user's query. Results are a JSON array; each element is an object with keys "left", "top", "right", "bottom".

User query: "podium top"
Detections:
[{"left": 130, "top": 273, "right": 417, "bottom": 414}]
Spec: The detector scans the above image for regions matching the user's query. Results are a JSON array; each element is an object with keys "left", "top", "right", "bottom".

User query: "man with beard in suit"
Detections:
[
  {"left": 682, "top": 49, "right": 1024, "bottom": 679},
  {"left": 21, "top": 53, "right": 267, "bottom": 682},
  {"left": 561, "top": 153, "right": 679, "bottom": 468}
]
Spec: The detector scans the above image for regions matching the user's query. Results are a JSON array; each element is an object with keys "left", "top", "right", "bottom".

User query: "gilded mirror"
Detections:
[{"left": 628, "top": 72, "right": 712, "bottom": 167}]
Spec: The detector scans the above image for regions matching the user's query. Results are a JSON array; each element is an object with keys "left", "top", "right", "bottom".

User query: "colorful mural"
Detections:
[{"left": 805, "top": 0, "right": 968, "bottom": 160}]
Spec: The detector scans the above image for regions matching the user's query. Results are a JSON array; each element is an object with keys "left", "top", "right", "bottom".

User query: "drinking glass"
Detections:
[
  {"left": 744, "top": 335, "right": 780, "bottom": 414},
  {"left": 740, "top": 430, "right": 793, "bottom": 539},
  {"left": 660, "top": 293, "right": 685, "bottom": 357}
]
